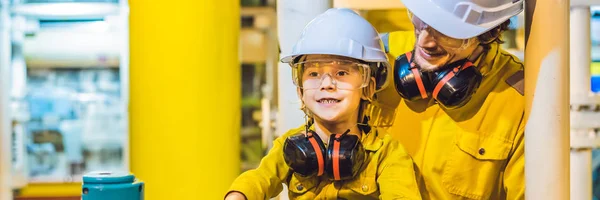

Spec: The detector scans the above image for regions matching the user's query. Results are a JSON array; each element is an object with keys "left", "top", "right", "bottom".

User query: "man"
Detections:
[{"left": 372, "top": 0, "right": 526, "bottom": 199}]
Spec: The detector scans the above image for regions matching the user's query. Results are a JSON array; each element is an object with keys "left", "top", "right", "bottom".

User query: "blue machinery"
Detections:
[{"left": 82, "top": 172, "right": 144, "bottom": 200}]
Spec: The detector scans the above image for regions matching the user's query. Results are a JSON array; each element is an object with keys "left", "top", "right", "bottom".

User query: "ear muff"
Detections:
[
  {"left": 431, "top": 61, "right": 482, "bottom": 109},
  {"left": 283, "top": 129, "right": 366, "bottom": 181},
  {"left": 283, "top": 130, "right": 326, "bottom": 177},
  {"left": 372, "top": 62, "right": 390, "bottom": 92},
  {"left": 325, "top": 132, "right": 365, "bottom": 181},
  {"left": 394, "top": 51, "right": 433, "bottom": 101},
  {"left": 393, "top": 51, "right": 482, "bottom": 109}
]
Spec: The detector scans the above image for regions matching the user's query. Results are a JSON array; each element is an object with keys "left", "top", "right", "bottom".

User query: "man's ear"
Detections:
[{"left": 361, "top": 77, "right": 376, "bottom": 101}]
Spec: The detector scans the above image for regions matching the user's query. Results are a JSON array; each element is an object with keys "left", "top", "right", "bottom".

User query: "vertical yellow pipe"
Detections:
[
  {"left": 524, "top": 0, "right": 570, "bottom": 199},
  {"left": 129, "top": 1, "right": 240, "bottom": 199}
]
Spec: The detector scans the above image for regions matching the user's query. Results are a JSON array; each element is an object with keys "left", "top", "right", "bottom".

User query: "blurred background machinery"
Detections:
[
  {"left": 1, "top": 0, "right": 129, "bottom": 199},
  {"left": 239, "top": 0, "right": 277, "bottom": 172}
]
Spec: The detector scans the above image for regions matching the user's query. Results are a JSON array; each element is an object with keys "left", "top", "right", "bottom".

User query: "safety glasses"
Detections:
[
  {"left": 407, "top": 11, "right": 476, "bottom": 51},
  {"left": 291, "top": 59, "right": 371, "bottom": 90}
]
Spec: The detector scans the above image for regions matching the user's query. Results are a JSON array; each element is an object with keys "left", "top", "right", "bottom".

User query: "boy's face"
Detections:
[{"left": 295, "top": 55, "right": 372, "bottom": 124}]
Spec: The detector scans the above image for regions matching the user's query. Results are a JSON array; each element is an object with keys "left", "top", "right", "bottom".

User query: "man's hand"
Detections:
[{"left": 224, "top": 191, "right": 247, "bottom": 200}]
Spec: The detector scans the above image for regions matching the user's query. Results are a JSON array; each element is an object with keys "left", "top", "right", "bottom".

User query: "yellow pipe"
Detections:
[
  {"left": 524, "top": 0, "right": 570, "bottom": 199},
  {"left": 129, "top": 0, "right": 240, "bottom": 199}
]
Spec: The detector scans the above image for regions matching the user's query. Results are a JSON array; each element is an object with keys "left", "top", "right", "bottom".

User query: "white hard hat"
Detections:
[
  {"left": 281, "top": 8, "right": 391, "bottom": 91},
  {"left": 401, "top": 0, "right": 524, "bottom": 39}
]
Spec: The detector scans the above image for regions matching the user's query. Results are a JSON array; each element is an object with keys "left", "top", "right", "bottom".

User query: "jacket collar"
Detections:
[{"left": 305, "top": 124, "right": 383, "bottom": 152}]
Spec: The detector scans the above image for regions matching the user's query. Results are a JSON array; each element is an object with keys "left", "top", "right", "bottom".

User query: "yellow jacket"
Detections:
[
  {"left": 375, "top": 31, "right": 525, "bottom": 200},
  {"left": 227, "top": 125, "right": 422, "bottom": 200}
]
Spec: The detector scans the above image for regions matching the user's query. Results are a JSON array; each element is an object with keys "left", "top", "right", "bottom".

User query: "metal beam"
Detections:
[{"left": 571, "top": 0, "right": 600, "bottom": 7}]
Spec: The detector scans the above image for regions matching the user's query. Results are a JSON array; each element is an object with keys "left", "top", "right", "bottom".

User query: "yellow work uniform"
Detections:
[
  {"left": 376, "top": 31, "right": 525, "bottom": 200},
  {"left": 226, "top": 125, "right": 422, "bottom": 200}
]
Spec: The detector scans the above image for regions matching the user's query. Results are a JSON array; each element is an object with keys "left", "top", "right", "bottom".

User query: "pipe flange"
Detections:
[{"left": 571, "top": 129, "right": 600, "bottom": 149}]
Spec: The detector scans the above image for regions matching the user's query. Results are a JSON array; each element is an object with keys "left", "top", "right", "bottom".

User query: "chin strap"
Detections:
[{"left": 357, "top": 115, "right": 372, "bottom": 135}]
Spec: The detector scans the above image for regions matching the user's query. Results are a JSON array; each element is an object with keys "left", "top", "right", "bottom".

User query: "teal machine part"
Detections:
[{"left": 82, "top": 171, "right": 144, "bottom": 200}]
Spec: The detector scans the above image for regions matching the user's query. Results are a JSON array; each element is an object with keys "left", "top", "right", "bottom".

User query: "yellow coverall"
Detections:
[
  {"left": 227, "top": 125, "right": 423, "bottom": 200},
  {"left": 375, "top": 31, "right": 525, "bottom": 200}
]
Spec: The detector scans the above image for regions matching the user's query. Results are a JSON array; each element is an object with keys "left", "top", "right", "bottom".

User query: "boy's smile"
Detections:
[
  {"left": 316, "top": 97, "right": 341, "bottom": 108},
  {"left": 305, "top": 85, "right": 360, "bottom": 124}
]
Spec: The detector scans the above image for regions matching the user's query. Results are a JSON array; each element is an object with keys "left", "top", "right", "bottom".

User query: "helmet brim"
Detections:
[{"left": 402, "top": 0, "right": 519, "bottom": 39}]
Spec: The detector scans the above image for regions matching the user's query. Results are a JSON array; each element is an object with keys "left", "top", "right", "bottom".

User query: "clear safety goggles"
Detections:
[
  {"left": 407, "top": 12, "right": 476, "bottom": 51},
  {"left": 291, "top": 59, "right": 371, "bottom": 90}
]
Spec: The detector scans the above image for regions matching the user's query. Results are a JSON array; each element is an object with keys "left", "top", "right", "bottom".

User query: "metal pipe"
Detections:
[
  {"left": 9, "top": 15, "right": 27, "bottom": 190},
  {"left": 569, "top": 6, "right": 600, "bottom": 200},
  {"left": 262, "top": 7, "right": 277, "bottom": 150},
  {"left": 571, "top": 141, "right": 593, "bottom": 200},
  {"left": 524, "top": 0, "right": 570, "bottom": 199},
  {"left": 129, "top": 0, "right": 240, "bottom": 199},
  {"left": 570, "top": 6, "right": 592, "bottom": 105},
  {"left": 118, "top": 0, "right": 130, "bottom": 173},
  {"left": 0, "top": 0, "right": 11, "bottom": 199},
  {"left": 570, "top": 6, "right": 593, "bottom": 200}
]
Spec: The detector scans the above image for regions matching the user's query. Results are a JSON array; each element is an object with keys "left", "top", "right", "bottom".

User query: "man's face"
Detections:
[{"left": 410, "top": 13, "right": 480, "bottom": 72}]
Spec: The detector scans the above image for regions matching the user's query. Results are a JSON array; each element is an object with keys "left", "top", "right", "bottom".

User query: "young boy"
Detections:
[{"left": 225, "top": 8, "right": 421, "bottom": 200}]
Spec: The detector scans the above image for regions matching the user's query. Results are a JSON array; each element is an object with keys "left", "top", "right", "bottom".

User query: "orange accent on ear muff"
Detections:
[
  {"left": 461, "top": 61, "right": 474, "bottom": 70},
  {"left": 307, "top": 133, "right": 325, "bottom": 176},
  {"left": 412, "top": 68, "right": 428, "bottom": 99},
  {"left": 404, "top": 51, "right": 428, "bottom": 98},
  {"left": 432, "top": 62, "right": 473, "bottom": 99},
  {"left": 433, "top": 71, "right": 455, "bottom": 99},
  {"left": 332, "top": 134, "right": 341, "bottom": 181}
]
